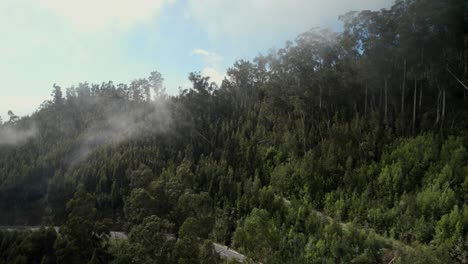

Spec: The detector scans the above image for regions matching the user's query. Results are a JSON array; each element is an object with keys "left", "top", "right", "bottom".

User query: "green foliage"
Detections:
[
  {"left": 124, "top": 188, "right": 156, "bottom": 225},
  {"left": 0, "top": 0, "right": 465, "bottom": 263},
  {"left": 54, "top": 185, "right": 111, "bottom": 264},
  {"left": 174, "top": 236, "right": 199, "bottom": 264},
  {"left": 199, "top": 240, "right": 221, "bottom": 264},
  {"left": 233, "top": 209, "right": 280, "bottom": 262},
  {"left": 0, "top": 228, "right": 57, "bottom": 264},
  {"left": 111, "top": 215, "right": 176, "bottom": 264}
]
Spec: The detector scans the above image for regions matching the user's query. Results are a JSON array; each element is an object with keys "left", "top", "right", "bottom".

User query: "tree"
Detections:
[
  {"left": 178, "top": 217, "right": 202, "bottom": 238},
  {"left": 175, "top": 192, "right": 213, "bottom": 232},
  {"left": 124, "top": 188, "right": 156, "bottom": 225},
  {"left": 233, "top": 209, "right": 279, "bottom": 262},
  {"left": 0, "top": 0, "right": 465, "bottom": 263},
  {"left": 129, "top": 78, "right": 150, "bottom": 102},
  {"left": 174, "top": 236, "right": 199, "bottom": 264},
  {"left": 127, "top": 164, "right": 154, "bottom": 189},
  {"left": 149, "top": 70, "right": 165, "bottom": 99},
  {"left": 54, "top": 185, "right": 110, "bottom": 264},
  {"left": 87, "top": 249, "right": 100, "bottom": 264},
  {"left": 123, "top": 215, "right": 175, "bottom": 264},
  {"left": 200, "top": 240, "right": 220, "bottom": 264},
  {"left": 52, "top": 84, "right": 64, "bottom": 104},
  {"left": 7, "top": 110, "right": 18, "bottom": 122}
]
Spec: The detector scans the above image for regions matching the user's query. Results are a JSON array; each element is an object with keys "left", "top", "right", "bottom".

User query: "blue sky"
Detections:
[{"left": 0, "top": 0, "right": 393, "bottom": 118}]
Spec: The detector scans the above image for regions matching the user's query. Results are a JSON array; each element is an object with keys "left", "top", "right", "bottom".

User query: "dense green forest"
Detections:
[{"left": 0, "top": 0, "right": 467, "bottom": 263}]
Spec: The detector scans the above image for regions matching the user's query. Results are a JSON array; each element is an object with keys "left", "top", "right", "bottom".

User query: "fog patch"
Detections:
[
  {"left": 0, "top": 124, "right": 37, "bottom": 146},
  {"left": 69, "top": 98, "right": 172, "bottom": 165}
]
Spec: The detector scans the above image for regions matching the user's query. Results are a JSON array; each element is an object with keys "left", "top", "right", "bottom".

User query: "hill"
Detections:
[{"left": 0, "top": 0, "right": 466, "bottom": 263}]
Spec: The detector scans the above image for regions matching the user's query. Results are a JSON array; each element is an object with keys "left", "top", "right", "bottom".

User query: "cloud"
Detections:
[
  {"left": 36, "top": 0, "right": 173, "bottom": 32},
  {"left": 0, "top": 0, "right": 393, "bottom": 117},
  {"left": 70, "top": 99, "right": 172, "bottom": 165},
  {"left": 192, "top": 48, "right": 223, "bottom": 66},
  {"left": 192, "top": 49, "right": 225, "bottom": 85},
  {"left": 0, "top": 0, "right": 173, "bottom": 116},
  {"left": 185, "top": 0, "right": 392, "bottom": 42},
  {"left": 185, "top": 1, "right": 392, "bottom": 85},
  {"left": 192, "top": 49, "right": 223, "bottom": 67},
  {"left": 201, "top": 67, "right": 225, "bottom": 85}
]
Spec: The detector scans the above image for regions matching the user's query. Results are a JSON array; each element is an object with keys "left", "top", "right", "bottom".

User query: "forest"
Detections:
[{"left": 0, "top": 0, "right": 466, "bottom": 263}]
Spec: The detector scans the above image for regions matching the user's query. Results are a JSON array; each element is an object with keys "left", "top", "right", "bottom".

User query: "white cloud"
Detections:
[
  {"left": 202, "top": 67, "right": 225, "bottom": 85},
  {"left": 192, "top": 48, "right": 215, "bottom": 58},
  {"left": 192, "top": 49, "right": 225, "bottom": 85},
  {"left": 36, "top": 0, "right": 173, "bottom": 32},
  {"left": 191, "top": 48, "right": 223, "bottom": 66},
  {"left": 185, "top": 0, "right": 392, "bottom": 42}
]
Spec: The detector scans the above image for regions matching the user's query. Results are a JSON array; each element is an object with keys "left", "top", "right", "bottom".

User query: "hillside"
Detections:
[{"left": 0, "top": 0, "right": 466, "bottom": 263}]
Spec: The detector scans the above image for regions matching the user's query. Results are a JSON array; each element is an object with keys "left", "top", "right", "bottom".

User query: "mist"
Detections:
[
  {"left": 0, "top": 124, "right": 37, "bottom": 146},
  {"left": 68, "top": 97, "right": 172, "bottom": 165}
]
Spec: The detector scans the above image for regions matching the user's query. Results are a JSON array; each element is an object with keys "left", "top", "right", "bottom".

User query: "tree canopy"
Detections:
[{"left": 0, "top": 0, "right": 466, "bottom": 263}]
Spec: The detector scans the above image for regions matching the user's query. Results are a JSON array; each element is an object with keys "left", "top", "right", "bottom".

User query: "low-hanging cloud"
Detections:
[
  {"left": 0, "top": 125, "right": 37, "bottom": 146},
  {"left": 69, "top": 98, "right": 172, "bottom": 166}
]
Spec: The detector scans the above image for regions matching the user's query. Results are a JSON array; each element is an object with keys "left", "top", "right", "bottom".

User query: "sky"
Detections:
[{"left": 0, "top": 0, "right": 393, "bottom": 118}]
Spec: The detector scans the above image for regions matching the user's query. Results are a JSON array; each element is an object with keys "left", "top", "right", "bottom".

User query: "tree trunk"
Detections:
[
  {"left": 412, "top": 79, "right": 417, "bottom": 134},
  {"left": 435, "top": 88, "right": 441, "bottom": 125},
  {"left": 319, "top": 84, "right": 322, "bottom": 109},
  {"left": 365, "top": 84, "right": 368, "bottom": 116},
  {"left": 465, "top": 50, "right": 467, "bottom": 100},
  {"left": 379, "top": 85, "right": 382, "bottom": 110},
  {"left": 464, "top": 49, "right": 467, "bottom": 81},
  {"left": 401, "top": 59, "right": 406, "bottom": 114},
  {"left": 419, "top": 85, "right": 423, "bottom": 111},
  {"left": 442, "top": 89, "right": 446, "bottom": 123},
  {"left": 301, "top": 113, "right": 306, "bottom": 154},
  {"left": 384, "top": 77, "right": 388, "bottom": 122}
]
